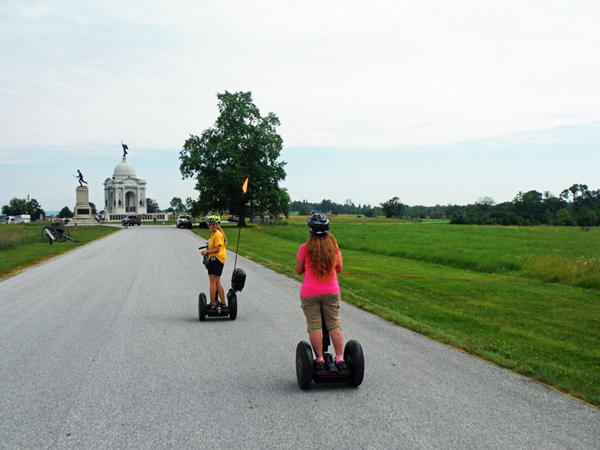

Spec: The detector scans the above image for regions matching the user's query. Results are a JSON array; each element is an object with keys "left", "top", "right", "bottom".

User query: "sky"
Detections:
[{"left": 1, "top": 0, "right": 599, "bottom": 213}]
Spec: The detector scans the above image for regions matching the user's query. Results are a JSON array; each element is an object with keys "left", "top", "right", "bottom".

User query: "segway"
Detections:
[
  {"left": 295, "top": 308, "right": 365, "bottom": 389},
  {"left": 198, "top": 244, "right": 246, "bottom": 321}
]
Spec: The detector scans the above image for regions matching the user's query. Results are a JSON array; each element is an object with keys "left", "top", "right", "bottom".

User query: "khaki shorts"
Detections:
[{"left": 300, "top": 293, "right": 342, "bottom": 334}]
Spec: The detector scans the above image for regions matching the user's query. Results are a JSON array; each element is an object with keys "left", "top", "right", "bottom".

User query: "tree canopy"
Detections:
[
  {"left": 179, "top": 91, "right": 289, "bottom": 225},
  {"left": 449, "top": 184, "right": 600, "bottom": 226},
  {"left": 58, "top": 206, "right": 73, "bottom": 218},
  {"left": 2, "top": 197, "right": 45, "bottom": 219},
  {"left": 380, "top": 196, "right": 404, "bottom": 218},
  {"left": 146, "top": 198, "right": 160, "bottom": 213},
  {"left": 170, "top": 197, "right": 185, "bottom": 212}
]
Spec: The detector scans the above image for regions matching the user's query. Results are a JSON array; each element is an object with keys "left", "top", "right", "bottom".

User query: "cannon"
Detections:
[{"left": 41, "top": 221, "right": 79, "bottom": 244}]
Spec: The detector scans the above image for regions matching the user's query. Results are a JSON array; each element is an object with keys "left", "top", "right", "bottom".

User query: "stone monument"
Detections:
[
  {"left": 69, "top": 185, "right": 98, "bottom": 227},
  {"left": 103, "top": 155, "right": 148, "bottom": 221}
]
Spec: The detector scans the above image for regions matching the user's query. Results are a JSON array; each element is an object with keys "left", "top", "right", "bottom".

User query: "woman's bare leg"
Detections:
[{"left": 309, "top": 332, "right": 323, "bottom": 359}]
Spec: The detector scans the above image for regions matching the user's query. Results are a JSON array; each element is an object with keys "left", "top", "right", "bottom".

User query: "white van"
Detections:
[{"left": 2, "top": 216, "right": 16, "bottom": 224}]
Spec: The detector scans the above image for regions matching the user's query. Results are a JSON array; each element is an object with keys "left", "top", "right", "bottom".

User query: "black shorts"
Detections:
[{"left": 206, "top": 256, "right": 224, "bottom": 276}]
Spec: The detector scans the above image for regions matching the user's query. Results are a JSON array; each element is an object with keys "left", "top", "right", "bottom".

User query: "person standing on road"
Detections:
[
  {"left": 200, "top": 216, "right": 228, "bottom": 309},
  {"left": 122, "top": 216, "right": 129, "bottom": 229},
  {"left": 295, "top": 213, "right": 346, "bottom": 371}
]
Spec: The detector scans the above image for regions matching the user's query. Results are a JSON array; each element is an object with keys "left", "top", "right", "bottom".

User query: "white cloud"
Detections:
[{"left": 1, "top": 0, "right": 599, "bottom": 209}]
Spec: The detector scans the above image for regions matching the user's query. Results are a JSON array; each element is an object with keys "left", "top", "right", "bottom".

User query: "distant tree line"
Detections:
[
  {"left": 291, "top": 197, "right": 447, "bottom": 219},
  {"left": 289, "top": 183, "right": 600, "bottom": 228},
  {"left": 449, "top": 184, "right": 600, "bottom": 227},
  {"left": 290, "top": 199, "right": 383, "bottom": 217}
]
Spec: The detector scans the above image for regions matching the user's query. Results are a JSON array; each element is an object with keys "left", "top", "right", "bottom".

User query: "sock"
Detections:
[
  {"left": 316, "top": 356, "right": 324, "bottom": 363},
  {"left": 335, "top": 355, "right": 344, "bottom": 363}
]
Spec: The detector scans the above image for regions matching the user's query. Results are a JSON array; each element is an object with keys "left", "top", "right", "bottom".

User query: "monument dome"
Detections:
[{"left": 113, "top": 160, "right": 137, "bottom": 179}]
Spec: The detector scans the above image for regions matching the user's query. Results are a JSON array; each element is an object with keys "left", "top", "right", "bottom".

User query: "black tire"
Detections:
[
  {"left": 228, "top": 291, "right": 238, "bottom": 320},
  {"left": 57, "top": 227, "right": 70, "bottom": 243},
  {"left": 199, "top": 293, "right": 207, "bottom": 321},
  {"left": 296, "top": 341, "right": 314, "bottom": 390},
  {"left": 41, "top": 227, "right": 52, "bottom": 243},
  {"left": 344, "top": 340, "right": 365, "bottom": 387}
]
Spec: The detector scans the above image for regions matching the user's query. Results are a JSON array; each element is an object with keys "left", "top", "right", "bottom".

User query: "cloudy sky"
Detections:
[{"left": 1, "top": 0, "right": 599, "bottom": 213}]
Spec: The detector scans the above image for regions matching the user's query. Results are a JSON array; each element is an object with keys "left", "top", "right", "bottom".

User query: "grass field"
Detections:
[
  {"left": 197, "top": 217, "right": 600, "bottom": 406},
  {"left": 0, "top": 223, "right": 118, "bottom": 279}
]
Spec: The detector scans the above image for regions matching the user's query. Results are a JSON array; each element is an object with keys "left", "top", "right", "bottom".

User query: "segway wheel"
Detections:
[
  {"left": 228, "top": 291, "right": 238, "bottom": 320},
  {"left": 296, "top": 341, "right": 314, "bottom": 390},
  {"left": 344, "top": 340, "right": 365, "bottom": 387},
  {"left": 198, "top": 293, "right": 207, "bottom": 321}
]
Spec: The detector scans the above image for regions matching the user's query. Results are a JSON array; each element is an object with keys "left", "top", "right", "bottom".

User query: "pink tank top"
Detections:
[{"left": 297, "top": 243, "right": 341, "bottom": 297}]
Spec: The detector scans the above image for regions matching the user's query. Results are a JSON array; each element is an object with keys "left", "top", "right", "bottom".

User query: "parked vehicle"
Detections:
[
  {"left": 177, "top": 214, "right": 193, "bottom": 229},
  {"left": 227, "top": 216, "right": 239, "bottom": 223},
  {"left": 127, "top": 215, "right": 141, "bottom": 226}
]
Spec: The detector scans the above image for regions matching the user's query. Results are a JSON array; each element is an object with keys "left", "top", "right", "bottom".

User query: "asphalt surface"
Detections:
[{"left": 0, "top": 225, "right": 598, "bottom": 449}]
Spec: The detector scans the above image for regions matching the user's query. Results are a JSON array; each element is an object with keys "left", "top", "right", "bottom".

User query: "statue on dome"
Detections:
[{"left": 121, "top": 139, "right": 129, "bottom": 159}]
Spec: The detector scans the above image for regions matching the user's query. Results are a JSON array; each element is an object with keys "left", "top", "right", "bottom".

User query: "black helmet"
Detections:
[{"left": 307, "top": 213, "right": 329, "bottom": 235}]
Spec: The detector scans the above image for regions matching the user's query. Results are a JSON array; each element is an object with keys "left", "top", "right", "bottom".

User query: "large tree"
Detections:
[
  {"left": 2, "top": 197, "right": 27, "bottom": 216},
  {"left": 170, "top": 197, "right": 185, "bottom": 212},
  {"left": 380, "top": 196, "right": 404, "bottom": 218},
  {"left": 179, "top": 91, "right": 289, "bottom": 225},
  {"left": 146, "top": 198, "right": 160, "bottom": 213},
  {"left": 58, "top": 206, "right": 74, "bottom": 218},
  {"left": 2, "top": 197, "right": 45, "bottom": 219}
]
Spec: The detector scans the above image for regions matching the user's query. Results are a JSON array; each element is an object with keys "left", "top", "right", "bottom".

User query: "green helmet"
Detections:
[{"left": 206, "top": 215, "right": 221, "bottom": 224}]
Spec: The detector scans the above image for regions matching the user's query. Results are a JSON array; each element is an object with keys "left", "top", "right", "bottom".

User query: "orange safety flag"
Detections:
[{"left": 242, "top": 175, "right": 249, "bottom": 194}]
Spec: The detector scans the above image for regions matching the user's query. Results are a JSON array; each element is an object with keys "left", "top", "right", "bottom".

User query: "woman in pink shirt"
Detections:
[{"left": 295, "top": 214, "right": 346, "bottom": 371}]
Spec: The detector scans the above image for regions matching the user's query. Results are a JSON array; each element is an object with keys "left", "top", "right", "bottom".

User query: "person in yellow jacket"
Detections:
[{"left": 200, "top": 215, "right": 228, "bottom": 309}]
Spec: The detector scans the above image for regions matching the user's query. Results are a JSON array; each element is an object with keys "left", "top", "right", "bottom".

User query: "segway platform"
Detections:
[
  {"left": 296, "top": 306, "right": 365, "bottom": 389},
  {"left": 198, "top": 291, "right": 238, "bottom": 321},
  {"left": 296, "top": 339, "right": 364, "bottom": 389}
]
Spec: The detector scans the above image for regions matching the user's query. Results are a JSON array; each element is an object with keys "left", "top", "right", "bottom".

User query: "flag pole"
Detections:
[{"left": 234, "top": 175, "right": 249, "bottom": 271}]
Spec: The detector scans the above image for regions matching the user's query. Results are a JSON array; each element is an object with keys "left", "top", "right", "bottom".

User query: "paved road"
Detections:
[{"left": 1, "top": 226, "right": 598, "bottom": 449}]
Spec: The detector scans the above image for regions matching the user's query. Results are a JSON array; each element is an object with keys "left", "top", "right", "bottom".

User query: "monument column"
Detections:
[{"left": 69, "top": 186, "right": 98, "bottom": 226}]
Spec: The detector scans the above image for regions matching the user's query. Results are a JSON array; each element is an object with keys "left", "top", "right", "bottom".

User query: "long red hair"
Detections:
[{"left": 305, "top": 233, "right": 339, "bottom": 282}]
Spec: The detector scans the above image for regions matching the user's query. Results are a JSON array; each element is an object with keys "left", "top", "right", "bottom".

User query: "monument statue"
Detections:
[
  {"left": 121, "top": 139, "right": 129, "bottom": 158},
  {"left": 76, "top": 170, "right": 87, "bottom": 187}
]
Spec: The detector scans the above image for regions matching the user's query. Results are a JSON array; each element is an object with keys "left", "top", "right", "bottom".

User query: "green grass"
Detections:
[
  {"left": 0, "top": 223, "right": 118, "bottom": 279},
  {"left": 196, "top": 219, "right": 600, "bottom": 407},
  {"left": 264, "top": 217, "right": 600, "bottom": 289}
]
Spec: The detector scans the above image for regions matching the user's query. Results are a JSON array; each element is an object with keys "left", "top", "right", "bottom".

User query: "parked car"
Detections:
[
  {"left": 177, "top": 214, "right": 193, "bottom": 229},
  {"left": 127, "top": 215, "right": 141, "bottom": 226},
  {"left": 227, "top": 216, "right": 239, "bottom": 223}
]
